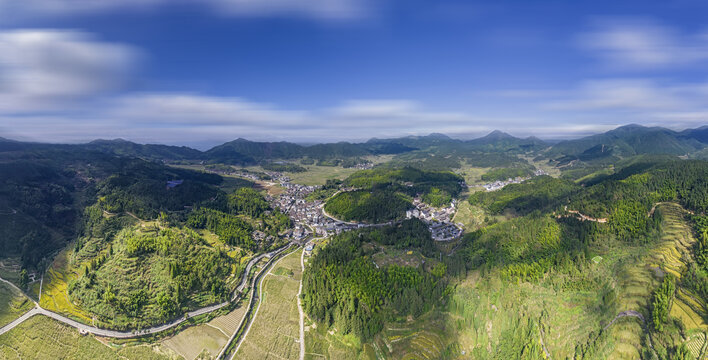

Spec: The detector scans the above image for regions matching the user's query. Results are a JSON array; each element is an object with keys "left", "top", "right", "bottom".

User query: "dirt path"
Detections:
[
  {"left": 298, "top": 248, "right": 306, "bottom": 360},
  {"left": 603, "top": 310, "right": 645, "bottom": 331},
  {"left": 539, "top": 326, "right": 552, "bottom": 360},
  {"left": 561, "top": 207, "right": 608, "bottom": 223}
]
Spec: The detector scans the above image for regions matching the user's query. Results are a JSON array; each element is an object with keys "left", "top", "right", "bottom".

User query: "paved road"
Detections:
[
  {"left": 234, "top": 251, "right": 272, "bottom": 296},
  {"left": 321, "top": 205, "right": 397, "bottom": 228},
  {"left": 0, "top": 307, "right": 41, "bottom": 336},
  {"left": 228, "top": 245, "right": 295, "bottom": 359},
  {"left": 216, "top": 244, "right": 294, "bottom": 359},
  {"left": 0, "top": 276, "right": 38, "bottom": 306},
  {"left": 0, "top": 245, "right": 289, "bottom": 339}
]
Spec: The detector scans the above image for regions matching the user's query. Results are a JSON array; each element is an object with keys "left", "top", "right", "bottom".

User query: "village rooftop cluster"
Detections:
[{"left": 482, "top": 169, "right": 548, "bottom": 191}]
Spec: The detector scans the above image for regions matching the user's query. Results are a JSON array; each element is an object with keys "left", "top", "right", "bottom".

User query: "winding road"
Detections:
[
  {"left": 0, "top": 245, "right": 291, "bottom": 339},
  {"left": 226, "top": 245, "right": 297, "bottom": 359}
]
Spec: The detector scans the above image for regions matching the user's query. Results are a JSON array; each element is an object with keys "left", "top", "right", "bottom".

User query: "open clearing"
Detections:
[
  {"left": 236, "top": 248, "right": 303, "bottom": 359},
  {"left": 264, "top": 165, "right": 360, "bottom": 186},
  {"left": 161, "top": 303, "right": 249, "bottom": 360},
  {"left": 0, "top": 315, "right": 175, "bottom": 360},
  {"left": 452, "top": 201, "right": 485, "bottom": 231},
  {"left": 455, "top": 166, "right": 491, "bottom": 186}
]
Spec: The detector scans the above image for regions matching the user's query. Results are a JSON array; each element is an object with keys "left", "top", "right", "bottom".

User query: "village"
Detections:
[
  {"left": 406, "top": 198, "right": 464, "bottom": 241},
  {"left": 269, "top": 173, "right": 465, "bottom": 243},
  {"left": 482, "top": 168, "right": 548, "bottom": 191},
  {"left": 198, "top": 163, "right": 466, "bottom": 243},
  {"left": 269, "top": 182, "right": 370, "bottom": 242}
]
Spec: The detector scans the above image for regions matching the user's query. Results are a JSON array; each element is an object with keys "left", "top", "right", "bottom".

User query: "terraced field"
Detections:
[
  {"left": 161, "top": 304, "right": 249, "bottom": 360},
  {"left": 608, "top": 203, "right": 706, "bottom": 359},
  {"left": 303, "top": 325, "right": 359, "bottom": 360},
  {"left": 386, "top": 328, "right": 445, "bottom": 360},
  {"left": 686, "top": 332, "right": 706, "bottom": 359},
  {"left": 39, "top": 250, "right": 93, "bottom": 324},
  {"left": 236, "top": 249, "right": 303, "bottom": 359},
  {"left": 0, "top": 316, "right": 175, "bottom": 360}
]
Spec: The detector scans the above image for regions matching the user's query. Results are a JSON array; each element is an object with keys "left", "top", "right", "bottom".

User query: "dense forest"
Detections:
[
  {"left": 301, "top": 221, "right": 448, "bottom": 340},
  {"left": 186, "top": 188, "right": 290, "bottom": 251},
  {"left": 324, "top": 190, "right": 411, "bottom": 223},
  {"left": 344, "top": 167, "right": 463, "bottom": 199},
  {"left": 65, "top": 183, "right": 289, "bottom": 329},
  {"left": 480, "top": 167, "right": 534, "bottom": 182}
]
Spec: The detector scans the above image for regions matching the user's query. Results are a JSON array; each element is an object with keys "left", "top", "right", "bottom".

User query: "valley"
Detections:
[{"left": 1, "top": 125, "right": 708, "bottom": 359}]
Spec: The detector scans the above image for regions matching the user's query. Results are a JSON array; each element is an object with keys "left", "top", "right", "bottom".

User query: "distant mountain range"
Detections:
[
  {"left": 2, "top": 124, "right": 707, "bottom": 164},
  {"left": 546, "top": 124, "right": 707, "bottom": 162}
]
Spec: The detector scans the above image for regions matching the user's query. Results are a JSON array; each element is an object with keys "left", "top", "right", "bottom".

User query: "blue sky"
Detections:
[{"left": 0, "top": 0, "right": 707, "bottom": 148}]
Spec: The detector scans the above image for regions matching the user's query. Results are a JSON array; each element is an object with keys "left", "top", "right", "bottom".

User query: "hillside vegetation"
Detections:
[{"left": 302, "top": 220, "right": 448, "bottom": 341}]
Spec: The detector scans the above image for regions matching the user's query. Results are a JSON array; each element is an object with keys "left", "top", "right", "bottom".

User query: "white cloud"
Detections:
[
  {"left": 545, "top": 79, "right": 685, "bottom": 111},
  {"left": 581, "top": 19, "right": 708, "bottom": 69},
  {"left": 325, "top": 100, "right": 470, "bottom": 132},
  {"left": 0, "top": 0, "right": 370, "bottom": 22},
  {"left": 537, "top": 78, "right": 708, "bottom": 133},
  {"left": 0, "top": 29, "right": 138, "bottom": 112},
  {"left": 111, "top": 94, "right": 308, "bottom": 127},
  {"left": 0, "top": 94, "right": 490, "bottom": 145}
]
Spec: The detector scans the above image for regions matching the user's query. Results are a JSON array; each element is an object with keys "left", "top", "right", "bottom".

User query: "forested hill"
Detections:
[
  {"left": 546, "top": 124, "right": 708, "bottom": 160},
  {"left": 203, "top": 139, "right": 374, "bottom": 164},
  {"left": 0, "top": 148, "right": 225, "bottom": 270}
]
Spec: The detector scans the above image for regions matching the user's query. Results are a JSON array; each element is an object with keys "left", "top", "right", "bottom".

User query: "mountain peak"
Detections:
[
  {"left": 426, "top": 133, "right": 452, "bottom": 139},
  {"left": 482, "top": 130, "right": 515, "bottom": 140}
]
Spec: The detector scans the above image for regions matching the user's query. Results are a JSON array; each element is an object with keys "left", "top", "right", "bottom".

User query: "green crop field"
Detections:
[
  {"left": 0, "top": 316, "right": 176, "bottom": 360},
  {"left": 0, "top": 282, "right": 32, "bottom": 328},
  {"left": 39, "top": 250, "right": 94, "bottom": 324},
  {"left": 455, "top": 166, "right": 491, "bottom": 186},
  {"left": 267, "top": 165, "right": 361, "bottom": 186},
  {"left": 304, "top": 322, "right": 360, "bottom": 360},
  {"left": 236, "top": 249, "right": 303, "bottom": 359},
  {"left": 161, "top": 303, "right": 249, "bottom": 360}
]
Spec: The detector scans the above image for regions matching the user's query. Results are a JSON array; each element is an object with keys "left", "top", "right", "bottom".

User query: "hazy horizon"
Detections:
[{"left": 4, "top": 123, "right": 706, "bottom": 151}]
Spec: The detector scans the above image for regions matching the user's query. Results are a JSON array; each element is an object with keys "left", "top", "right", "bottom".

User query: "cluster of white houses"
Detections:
[
  {"left": 406, "top": 198, "right": 464, "bottom": 241},
  {"left": 271, "top": 182, "right": 362, "bottom": 241},
  {"left": 221, "top": 167, "right": 472, "bottom": 243}
]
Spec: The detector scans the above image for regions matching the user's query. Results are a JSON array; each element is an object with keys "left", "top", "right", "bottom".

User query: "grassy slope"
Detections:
[
  {"left": 350, "top": 202, "right": 703, "bottom": 359},
  {"left": 0, "top": 282, "right": 33, "bottom": 328}
]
